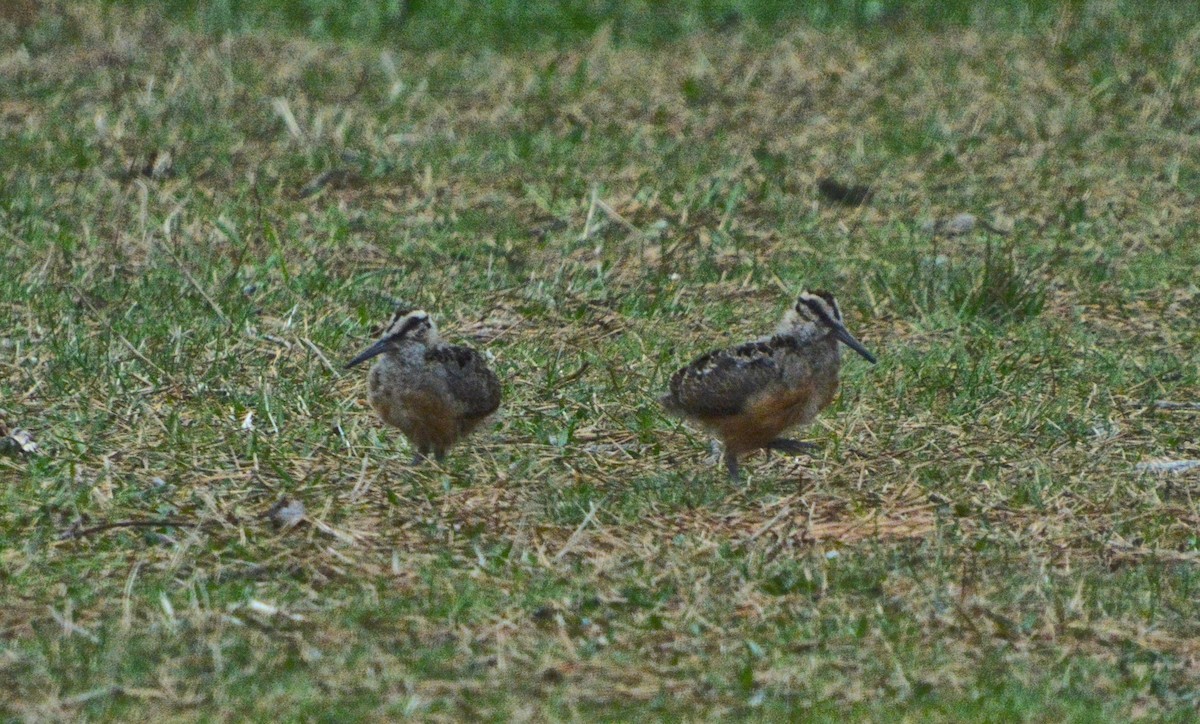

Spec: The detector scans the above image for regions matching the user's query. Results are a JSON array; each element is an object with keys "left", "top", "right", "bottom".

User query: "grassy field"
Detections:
[
  {"left": 90, "top": 0, "right": 1200, "bottom": 53},
  {"left": 2, "top": 1, "right": 1200, "bottom": 719}
]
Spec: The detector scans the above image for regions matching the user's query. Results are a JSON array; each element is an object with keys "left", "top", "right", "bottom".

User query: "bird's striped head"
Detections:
[
  {"left": 345, "top": 308, "right": 437, "bottom": 368},
  {"left": 790, "top": 290, "right": 877, "bottom": 364}
]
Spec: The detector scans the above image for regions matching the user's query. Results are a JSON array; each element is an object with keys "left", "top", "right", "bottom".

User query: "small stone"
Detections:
[
  {"left": 0, "top": 428, "right": 38, "bottom": 455},
  {"left": 266, "top": 498, "right": 306, "bottom": 528},
  {"left": 941, "top": 212, "right": 977, "bottom": 235},
  {"left": 1136, "top": 460, "right": 1200, "bottom": 475}
]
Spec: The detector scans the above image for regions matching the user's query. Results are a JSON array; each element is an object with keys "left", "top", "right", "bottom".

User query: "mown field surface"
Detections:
[{"left": 2, "top": 2, "right": 1199, "bottom": 720}]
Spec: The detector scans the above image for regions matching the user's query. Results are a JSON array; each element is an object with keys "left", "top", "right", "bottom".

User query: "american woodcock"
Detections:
[
  {"left": 660, "top": 290, "right": 876, "bottom": 481},
  {"left": 346, "top": 308, "right": 501, "bottom": 464}
]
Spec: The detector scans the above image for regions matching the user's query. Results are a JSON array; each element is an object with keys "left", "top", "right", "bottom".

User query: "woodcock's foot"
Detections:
[
  {"left": 726, "top": 440, "right": 819, "bottom": 482},
  {"left": 723, "top": 450, "right": 741, "bottom": 483},
  {"left": 766, "top": 439, "right": 818, "bottom": 456},
  {"left": 410, "top": 448, "right": 448, "bottom": 466}
]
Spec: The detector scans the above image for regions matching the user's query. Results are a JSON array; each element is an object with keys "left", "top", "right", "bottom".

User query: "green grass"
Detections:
[
  {"left": 81, "top": 0, "right": 1200, "bottom": 52},
  {"left": 2, "top": 1, "right": 1200, "bottom": 719}
]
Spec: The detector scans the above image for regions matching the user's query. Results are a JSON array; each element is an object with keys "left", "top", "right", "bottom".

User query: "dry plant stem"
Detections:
[{"left": 60, "top": 519, "right": 200, "bottom": 540}]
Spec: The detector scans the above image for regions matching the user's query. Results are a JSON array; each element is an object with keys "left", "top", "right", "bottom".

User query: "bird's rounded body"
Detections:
[
  {"left": 348, "top": 309, "right": 500, "bottom": 462},
  {"left": 661, "top": 290, "right": 874, "bottom": 480}
]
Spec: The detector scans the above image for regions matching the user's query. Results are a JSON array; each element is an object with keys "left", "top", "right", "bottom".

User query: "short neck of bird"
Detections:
[
  {"left": 387, "top": 337, "right": 429, "bottom": 363},
  {"left": 775, "top": 309, "right": 804, "bottom": 335},
  {"left": 776, "top": 311, "right": 816, "bottom": 336}
]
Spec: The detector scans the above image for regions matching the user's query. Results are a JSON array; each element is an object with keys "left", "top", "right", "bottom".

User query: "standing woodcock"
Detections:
[
  {"left": 660, "top": 290, "right": 877, "bottom": 481},
  {"left": 345, "top": 308, "right": 501, "bottom": 464}
]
